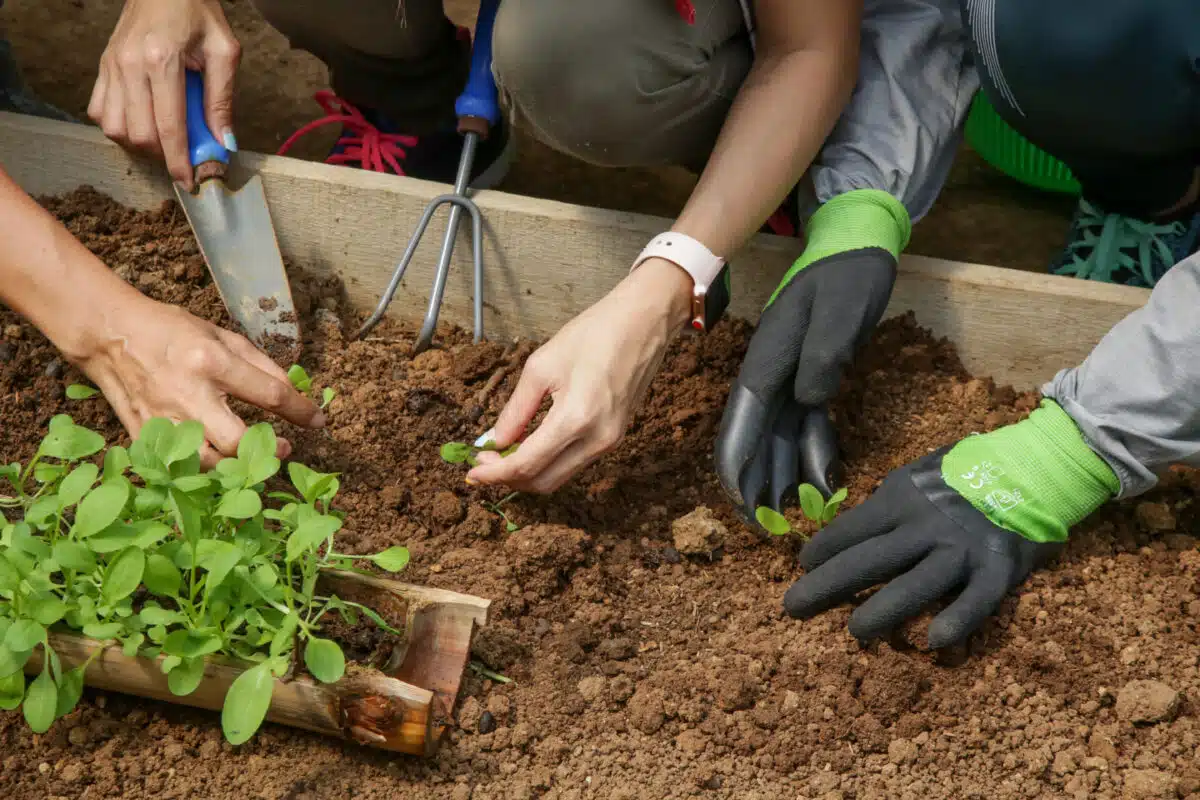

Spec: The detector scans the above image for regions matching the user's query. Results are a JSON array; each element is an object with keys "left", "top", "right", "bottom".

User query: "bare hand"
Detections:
[
  {"left": 74, "top": 295, "right": 323, "bottom": 466},
  {"left": 89, "top": 0, "right": 241, "bottom": 189},
  {"left": 466, "top": 259, "right": 692, "bottom": 492}
]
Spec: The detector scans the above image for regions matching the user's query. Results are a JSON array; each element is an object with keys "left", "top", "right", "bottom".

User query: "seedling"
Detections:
[
  {"left": 0, "top": 414, "right": 409, "bottom": 744},
  {"left": 65, "top": 384, "right": 99, "bottom": 401},
  {"left": 440, "top": 440, "right": 522, "bottom": 531},
  {"left": 287, "top": 364, "right": 336, "bottom": 410},
  {"left": 483, "top": 493, "right": 521, "bottom": 533},
  {"left": 468, "top": 659, "right": 513, "bottom": 684},
  {"left": 755, "top": 484, "right": 849, "bottom": 538}
]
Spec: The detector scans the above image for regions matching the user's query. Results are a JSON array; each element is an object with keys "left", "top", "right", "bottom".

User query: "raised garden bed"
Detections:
[{"left": 0, "top": 118, "right": 1197, "bottom": 799}]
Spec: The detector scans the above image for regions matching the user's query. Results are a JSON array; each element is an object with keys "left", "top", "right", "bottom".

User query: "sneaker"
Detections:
[
  {"left": 1051, "top": 198, "right": 1200, "bottom": 288},
  {"left": 0, "top": 38, "right": 76, "bottom": 123}
]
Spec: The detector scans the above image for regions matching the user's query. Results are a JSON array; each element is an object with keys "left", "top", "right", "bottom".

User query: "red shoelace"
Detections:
[{"left": 276, "top": 91, "right": 418, "bottom": 175}]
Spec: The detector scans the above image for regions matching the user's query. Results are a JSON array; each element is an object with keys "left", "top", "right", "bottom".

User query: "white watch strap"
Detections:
[{"left": 630, "top": 232, "right": 725, "bottom": 291}]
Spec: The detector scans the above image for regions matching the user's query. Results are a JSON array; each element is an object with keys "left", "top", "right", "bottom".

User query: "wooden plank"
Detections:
[{"left": 0, "top": 111, "right": 1151, "bottom": 389}]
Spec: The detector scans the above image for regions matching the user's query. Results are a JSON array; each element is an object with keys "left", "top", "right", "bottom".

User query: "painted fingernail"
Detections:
[
  {"left": 474, "top": 427, "right": 496, "bottom": 448},
  {"left": 465, "top": 476, "right": 479, "bottom": 486},
  {"left": 222, "top": 131, "right": 239, "bottom": 153},
  {"left": 312, "top": 411, "right": 327, "bottom": 427}
]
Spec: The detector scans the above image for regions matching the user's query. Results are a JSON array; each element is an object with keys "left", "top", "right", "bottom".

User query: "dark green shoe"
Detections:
[{"left": 1051, "top": 198, "right": 1200, "bottom": 288}]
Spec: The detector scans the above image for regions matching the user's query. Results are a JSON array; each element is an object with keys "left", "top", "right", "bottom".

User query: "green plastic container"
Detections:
[{"left": 964, "top": 93, "right": 1081, "bottom": 195}]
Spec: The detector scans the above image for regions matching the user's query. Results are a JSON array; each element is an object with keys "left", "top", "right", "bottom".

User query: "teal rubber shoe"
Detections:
[{"left": 1051, "top": 198, "right": 1200, "bottom": 288}]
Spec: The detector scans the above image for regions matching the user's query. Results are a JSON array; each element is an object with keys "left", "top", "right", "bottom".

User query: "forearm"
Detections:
[
  {"left": 1042, "top": 253, "right": 1200, "bottom": 497},
  {"left": 0, "top": 168, "right": 143, "bottom": 360},
  {"left": 673, "top": 45, "right": 857, "bottom": 256}
]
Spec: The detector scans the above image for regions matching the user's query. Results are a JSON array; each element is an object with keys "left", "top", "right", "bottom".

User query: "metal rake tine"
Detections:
[{"left": 413, "top": 194, "right": 485, "bottom": 353}]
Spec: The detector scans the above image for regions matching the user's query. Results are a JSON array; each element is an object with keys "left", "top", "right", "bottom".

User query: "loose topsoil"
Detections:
[{"left": 1, "top": 188, "right": 1198, "bottom": 800}]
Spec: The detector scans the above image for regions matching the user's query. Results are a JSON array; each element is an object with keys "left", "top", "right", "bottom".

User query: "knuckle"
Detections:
[
  {"left": 181, "top": 342, "right": 222, "bottom": 375},
  {"left": 141, "top": 39, "right": 173, "bottom": 69},
  {"left": 260, "top": 381, "right": 290, "bottom": 410},
  {"left": 594, "top": 421, "right": 623, "bottom": 451},
  {"left": 115, "top": 48, "right": 142, "bottom": 70}
]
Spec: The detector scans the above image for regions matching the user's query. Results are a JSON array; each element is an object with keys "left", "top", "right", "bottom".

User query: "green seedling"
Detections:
[
  {"left": 755, "top": 484, "right": 849, "bottom": 538},
  {"left": 65, "top": 384, "right": 99, "bottom": 401},
  {"left": 468, "top": 659, "right": 513, "bottom": 684},
  {"left": 483, "top": 492, "right": 521, "bottom": 533},
  {"left": 440, "top": 440, "right": 523, "bottom": 531},
  {"left": 286, "top": 365, "right": 336, "bottom": 410},
  {"left": 0, "top": 415, "right": 409, "bottom": 745}
]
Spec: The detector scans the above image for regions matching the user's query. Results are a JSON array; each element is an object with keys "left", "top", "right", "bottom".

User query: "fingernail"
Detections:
[
  {"left": 222, "top": 131, "right": 238, "bottom": 153},
  {"left": 474, "top": 427, "right": 496, "bottom": 448},
  {"left": 312, "top": 411, "right": 327, "bottom": 428},
  {"left": 465, "top": 476, "right": 479, "bottom": 486}
]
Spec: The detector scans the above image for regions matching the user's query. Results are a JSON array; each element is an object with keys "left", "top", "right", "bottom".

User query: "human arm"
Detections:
[
  {"left": 0, "top": 167, "right": 322, "bottom": 462},
  {"left": 466, "top": 0, "right": 862, "bottom": 493},
  {"left": 89, "top": 0, "right": 241, "bottom": 188},
  {"left": 783, "top": 253, "right": 1200, "bottom": 648}
]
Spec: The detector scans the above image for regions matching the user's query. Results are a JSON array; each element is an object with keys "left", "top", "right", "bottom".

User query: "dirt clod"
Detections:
[
  {"left": 1123, "top": 769, "right": 1178, "bottom": 799},
  {"left": 1135, "top": 501, "right": 1177, "bottom": 532},
  {"left": 1116, "top": 680, "right": 1181, "bottom": 724},
  {"left": 671, "top": 505, "right": 726, "bottom": 556}
]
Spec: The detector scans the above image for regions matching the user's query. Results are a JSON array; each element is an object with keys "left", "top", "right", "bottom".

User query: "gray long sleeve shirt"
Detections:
[{"left": 1043, "top": 251, "right": 1200, "bottom": 498}]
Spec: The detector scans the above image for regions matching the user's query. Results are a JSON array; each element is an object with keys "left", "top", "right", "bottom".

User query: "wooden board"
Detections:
[{"left": 0, "top": 111, "right": 1151, "bottom": 389}]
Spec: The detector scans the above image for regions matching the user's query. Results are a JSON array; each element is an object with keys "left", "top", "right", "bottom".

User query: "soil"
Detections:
[{"left": 1, "top": 188, "right": 1198, "bottom": 800}]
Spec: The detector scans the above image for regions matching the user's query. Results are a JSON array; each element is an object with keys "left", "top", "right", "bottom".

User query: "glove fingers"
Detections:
[
  {"left": 738, "top": 279, "right": 815, "bottom": 399},
  {"left": 799, "top": 478, "right": 903, "bottom": 570},
  {"left": 925, "top": 563, "right": 1013, "bottom": 649},
  {"left": 785, "top": 527, "right": 932, "bottom": 619},
  {"left": 797, "top": 406, "right": 840, "bottom": 498},
  {"left": 847, "top": 546, "right": 967, "bottom": 642},
  {"left": 766, "top": 401, "right": 803, "bottom": 510}
]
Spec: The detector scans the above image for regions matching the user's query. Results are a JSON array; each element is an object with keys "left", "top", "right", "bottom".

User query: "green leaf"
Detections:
[
  {"left": 163, "top": 420, "right": 205, "bottom": 466},
  {"left": 30, "top": 597, "right": 69, "bottom": 627},
  {"left": 143, "top": 554, "right": 182, "bottom": 597},
  {"left": 0, "top": 645, "right": 32, "bottom": 678},
  {"left": 133, "top": 417, "right": 174, "bottom": 464},
  {"left": 754, "top": 506, "right": 792, "bottom": 536},
  {"left": 370, "top": 546, "right": 410, "bottom": 573},
  {"left": 101, "top": 547, "right": 145, "bottom": 605},
  {"left": 58, "top": 463, "right": 99, "bottom": 509},
  {"left": 163, "top": 630, "right": 222, "bottom": 659},
  {"left": 321, "top": 387, "right": 335, "bottom": 409},
  {"left": 353, "top": 604, "right": 405, "bottom": 637},
  {"left": 285, "top": 515, "right": 342, "bottom": 562},
  {"left": 102, "top": 446, "right": 131, "bottom": 482},
  {"left": 216, "top": 489, "right": 262, "bottom": 519},
  {"left": 172, "top": 474, "right": 212, "bottom": 493},
  {"left": 22, "top": 670, "right": 57, "bottom": 733},
  {"left": 5, "top": 619, "right": 46, "bottom": 651},
  {"left": 134, "top": 486, "right": 167, "bottom": 515},
  {"left": 121, "top": 633, "right": 145, "bottom": 657},
  {"left": 168, "top": 657, "right": 206, "bottom": 696},
  {"left": 197, "top": 540, "right": 243, "bottom": 592},
  {"left": 797, "top": 484, "right": 825, "bottom": 523},
  {"left": 270, "top": 613, "right": 300, "bottom": 658},
  {"left": 286, "top": 364, "right": 312, "bottom": 393},
  {"left": 53, "top": 540, "right": 96, "bottom": 573},
  {"left": 55, "top": 665, "right": 85, "bottom": 717},
  {"left": 221, "top": 662, "right": 274, "bottom": 745},
  {"left": 0, "top": 670, "right": 24, "bottom": 710},
  {"left": 303, "top": 637, "right": 345, "bottom": 683},
  {"left": 168, "top": 489, "right": 202, "bottom": 544},
  {"left": 238, "top": 423, "right": 280, "bottom": 485},
  {"left": 160, "top": 654, "right": 182, "bottom": 674},
  {"left": 820, "top": 487, "right": 849, "bottom": 524},
  {"left": 82, "top": 622, "right": 124, "bottom": 640},
  {"left": 440, "top": 442, "right": 472, "bottom": 464},
  {"left": 41, "top": 416, "right": 105, "bottom": 461},
  {"left": 138, "top": 605, "right": 183, "bottom": 626},
  {"left": 0, "top": 553, "right": 20, "bottom": 592},
  {"left": 65, "top": 384, "right": 99, "bottom": 400},
  {"left": 26, "top": 494, "right": 61, "bottom": 527},
  {"left": 72, "top": 482, "right": 130, "bottom": 538}
]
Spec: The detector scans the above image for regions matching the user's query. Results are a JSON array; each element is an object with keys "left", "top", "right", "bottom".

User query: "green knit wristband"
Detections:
[
  {"left": 942, "top": 400, "right": 1119, "bottom": 543},
  {"left": 768, "top": 189, "right": 911, "bottom": 306}
]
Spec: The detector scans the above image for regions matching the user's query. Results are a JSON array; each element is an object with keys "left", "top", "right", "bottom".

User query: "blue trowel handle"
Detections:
[
  {"left": 454, "top": 0, "right": 501, "bottom": 132},
  {"left": 184, "top": 69, "right": 230, "bottom": 170}
]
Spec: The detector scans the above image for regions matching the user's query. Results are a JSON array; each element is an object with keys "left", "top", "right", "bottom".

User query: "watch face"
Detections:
[{"left": 703, "top": 264, "right": 731, "bottom": 330}]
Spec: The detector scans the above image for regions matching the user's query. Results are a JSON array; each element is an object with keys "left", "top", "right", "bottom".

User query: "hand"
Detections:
[
  {"left": 89, "top": 0, "right": 241, "bottom": 188},
  {"left": 715, "top": 190, "right": 908, "bottom": 520},
  {"left": 465, "top": 258, "right": 692, "bottom": 493},
  {"left": 72, "top": 294, "right": 324, "bottom": 466},
  {"left": 783, "top": 400, "right": 1119, "bottom": 648}
]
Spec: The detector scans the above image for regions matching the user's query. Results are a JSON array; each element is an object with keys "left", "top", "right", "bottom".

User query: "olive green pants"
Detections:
[{"left": 252, "top": 0, "right": 752, "bottom": 169}]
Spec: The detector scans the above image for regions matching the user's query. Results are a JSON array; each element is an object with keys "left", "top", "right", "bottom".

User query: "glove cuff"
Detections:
[{"left": 942, "top": 399, "right": 1119, "bottom": 543}]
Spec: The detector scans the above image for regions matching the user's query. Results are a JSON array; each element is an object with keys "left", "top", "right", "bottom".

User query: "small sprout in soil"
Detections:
[
  {"left": 65, "top": 384, "right": 99, "bottom": 401},
  {"left": 483, "top": 492, "right": 521, "bottom": 533},
  {"left": 755, "top": 484, "right": 849, "bottom": 538},
  {"left": 0, "top": 414, "right": 409, "bottom": 745},
  {"left": 287, "top": 364, "right": 336, "bottom": 410},
  {"left": 469, "top": 659, "right": 513, "bottom": 684},
  {"left": 440, "top": 439, "right": 519, "bottom": 469}
]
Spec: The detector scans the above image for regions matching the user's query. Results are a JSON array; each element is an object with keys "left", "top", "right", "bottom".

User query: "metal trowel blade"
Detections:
[{"left": 173, "top": 175, "right": 300, "bottom": 349}]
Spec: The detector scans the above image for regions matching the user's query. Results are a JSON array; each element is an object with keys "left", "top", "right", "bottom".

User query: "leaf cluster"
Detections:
[
  {"left": 755, "top": 485, "right": 849, "bottom": 538},
  {"left": 286, "top": 365, "right": 335, "bottom": 410},
  {"left": 0, "top": 415, "right": 408, "bottom": 744}
]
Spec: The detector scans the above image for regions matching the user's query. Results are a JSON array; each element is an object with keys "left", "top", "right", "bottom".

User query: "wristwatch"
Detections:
[{"left": 630, "top": 232, "right": 731, "bottom": 332}]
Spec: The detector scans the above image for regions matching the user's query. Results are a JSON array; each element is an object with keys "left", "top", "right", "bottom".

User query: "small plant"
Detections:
[
  {"left": 287, "top": 365, "right": 335, "bottom": 410},
  {"left": 755, "top": 484, "right": 848, "bottom": 538},
  {"left": 440, "top": 439, "right": 521, "bottom": 532},
  {"left": 65, "top": 384, "right": 99, "bottom": 401},
  {"left": 0, "top": 415, "right": 408, "bottom": 744}
]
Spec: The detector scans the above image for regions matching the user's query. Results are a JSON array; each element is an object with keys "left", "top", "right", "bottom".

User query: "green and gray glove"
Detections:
[
  {"left": 716, "top": 189, "right": 910, "bottom": 518},
  {"left": 784, "top": 399, "right": 1119, "bottom": 647}
]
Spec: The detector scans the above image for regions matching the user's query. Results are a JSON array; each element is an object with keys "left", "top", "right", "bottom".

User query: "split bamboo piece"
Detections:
[{"left": 22, "top": 572, "right": 490, "bottom": 757}]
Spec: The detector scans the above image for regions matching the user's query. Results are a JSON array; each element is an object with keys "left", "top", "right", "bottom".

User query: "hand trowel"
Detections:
[{"left": 174, "top": 69, "right": 300, "bottom": 349}]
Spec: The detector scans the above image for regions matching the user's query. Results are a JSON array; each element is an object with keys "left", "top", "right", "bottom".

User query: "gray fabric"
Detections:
[
  {"left": 1042, "top": 252, "right": 1200, "bottom": 498},
  {"left": 801, "top": 0, "right": 978, "bottom": 224}
]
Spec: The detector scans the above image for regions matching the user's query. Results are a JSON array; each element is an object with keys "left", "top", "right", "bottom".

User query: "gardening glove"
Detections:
[
  {"left": 784, "top": 399, "right": 1119, "bottom": 648},
  {"left": 715, "top": 189, "right": 910, "bottom": 519}
]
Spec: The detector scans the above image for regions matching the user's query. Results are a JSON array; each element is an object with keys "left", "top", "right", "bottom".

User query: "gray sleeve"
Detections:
[
  {"left": 801, "top": 0, "right": 979, "bottom": 224},
  {"left": 1042, "top": 252, "right": 1200, "bottom": 498}
]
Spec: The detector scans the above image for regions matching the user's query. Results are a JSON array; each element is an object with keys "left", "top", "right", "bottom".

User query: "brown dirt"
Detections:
[{"left": 2, "top": 188, "right": 1199, "bottom": 799}]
